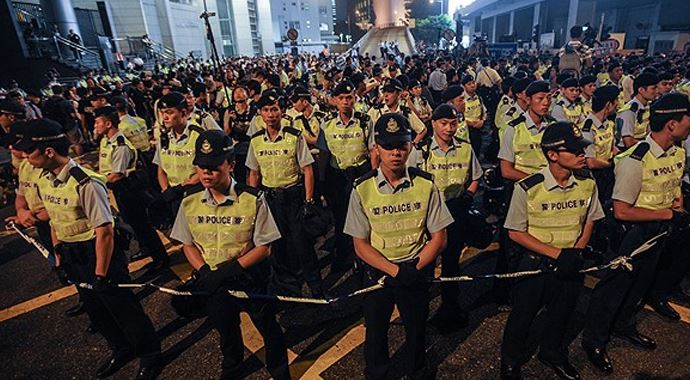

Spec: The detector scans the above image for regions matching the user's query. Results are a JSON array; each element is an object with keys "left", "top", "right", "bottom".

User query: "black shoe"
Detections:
[
  {"left": 130, "top": 251, "right": 149, "bottom": 262},
  {"left": 134, "top": 359, "right": 163, "bottom": 380},
  {"left": 612, "top": 330, "right": 656, "bottom": 350},
  {"left": 581, "top": 345, "right": 613, "bottom": 375},
  {"left": 670, "top": 289, "right": 690, "bottom": 305},
  {"left": 500, "top": 363, "right": 522, "bottom": 380},
  {"left": 86, "top": 322, "right": 99, "bottom": 334},
  {"left": 96, "top": 353, "right": 133, "bottom": 378},
  {"left": 538, "top": 357, "right": 581, "bottom": 380},
  {"left": 143, "top": 258, "right": 169, "bottom": 274},
  {"left": 65, "top": 302, "right": 85, "bottom": 317},
  {"left": 649, "top": 299, "right": 680, "bottom": 322},
  {"left": 429, "top": 304, "right": 468, "bottom": 334}
]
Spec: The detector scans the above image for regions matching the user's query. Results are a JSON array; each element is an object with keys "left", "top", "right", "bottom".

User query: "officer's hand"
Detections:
[
  {"left": 460, "top": 191, "right": 475, "bottom": 210},
  {"left": 301, "top": 202, "right": 318, "bottom": 219},
  {"left": 34, "top": 208, "right": 50, "bottom": 222},
  {"left": 196, "top": 263, "right": 231, "bottom": 294},
  {"left": 161, "top": 185, "right": 184, "bottom": 202},
  {"left": 55, "top": 266, "right": 71, "bottom": 286},
  {"left": 395, "top": 260, "right": 422, "bottom": 287},
  {"left": 671, "top": 209, "right": 690, "bottom": 230},
  {"left": 556, "top": 248, "right": 585, "bottom": 279},
  {"left": 92, "top": 275, "right": 114, "bottom": 292},
  {"left": 16, "top": 209, "right": 37, "bottom": 227}
]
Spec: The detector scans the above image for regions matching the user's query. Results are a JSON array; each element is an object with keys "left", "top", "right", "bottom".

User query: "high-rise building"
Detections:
[{"left": 270, "top": 0, "right": 334, "bottom": 52}]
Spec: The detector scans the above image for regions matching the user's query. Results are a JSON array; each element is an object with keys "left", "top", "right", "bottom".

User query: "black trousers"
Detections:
[
  {"left": 206, "top": 262, "right": 290, "bottom": 380},
  {"left": 439, "top": 200, "right": 468, "bottom": 307},
  {"left": 60, "top": 239, "right": 160, "bottom": 365},
  {"left": 264, "top": 184, "right": 322, "bottom": 295},
  {"left": 592, "top": 165, "right": 615, "bottom": 202},
  {"left": 493, "top": 180, "right": 518, "bottom": 304},
  {"left": 501, "top": 253, "right": 582, "bottom": 366},
  {"left": 325, "top": 163, "right": 371, "bottom": 269},
  {"left": 112, "top": 178, "right": 167, "bottom": 262},
  {"left": 362, "top": 264, "right": 433, "bottom": 380},
  {"left": 582, "top": 222, "right": 664, "bottom": 349},
  {"left": 469, "top": 127, "right": 483, "bottom": 160},
  {"left": 34, "top": 220, "right": 55, "bottom": 266}
]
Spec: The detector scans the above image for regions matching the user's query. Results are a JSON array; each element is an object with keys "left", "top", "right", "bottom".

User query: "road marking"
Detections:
[
  {"left": 0, "top": 286, "right": 78, "bottom": 323},
  {"left": 644, "top": 302, "right": 690, "bottom": 324}
]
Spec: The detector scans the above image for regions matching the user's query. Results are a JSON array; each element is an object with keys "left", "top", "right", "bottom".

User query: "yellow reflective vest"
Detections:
[
  {"left": 619, "top": 100, "right": 649, "bottom": 140},
  {"left": 119, "top": 115, "right": 150, "bottom": 151},
  {"left": 354, "top": 168, "right": 433, "bottom": 262},
  {"left": 18, "top": 159, "right": 45, "bottom": 211},
  {"left": 181, "top": 185, "right": 259, "bottom": 270},
  {"left": 322, "top": 112, "right": 370, "bottom": 169},
  {"left": 159, "top": 127, "right": 202, "bottom": 187},
  {"left": 419, "top": 137, "right": 472, "bottom": 201},
  {"left": 249, "top": 127, "right": 302, "bottom": 188},
  {"left": 582, "top": 117, "right": 615, "bottom": 161},
  {"left": 510, "top": 115, "right": 548, "bottom": 175},
  {"left": 98, "top": 134, "right": 137, "bottom": 176}
]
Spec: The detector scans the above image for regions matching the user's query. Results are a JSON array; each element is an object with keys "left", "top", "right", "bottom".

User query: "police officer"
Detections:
[
  {"left": 408, "top": 104, "right": 483, "bottom": 333},
  {"left": 290, "top": 85, "right": 325, "bottom": 149},
  {"left": 496, "top": 78, "right": 532, "bottom": 142},
  {"left": 224, "top": 86, "right": 255, "bottom": 183},
  {"left": 186, "top": 83, "right": 221, "bottom": 131},
  {"left": 616, "top": 72, "right": 659, "bottom": 148},
  {"left": 111, "top": 96, "right": 151, "bottom": 153},
  {"left": 16, "top": 119, "right": 161, "bottom": 379},
  {"left": 317, "top": 81, "right": 374, "bottom": 272},
  {"left": 408, "top": 79, "right": 433, "bottom": 124},
  {"left": 579, "top": 75, "right": 597, "bottom": 116},
  {"left": 500, "top": 121, "right": 604, "bottom": 380},
  {"left": 441, "top": 85, "right": 468, "bottom": 142},
  {"left": 246, "top": 91, "right": 323, "bottom": 297},
  {"left": 170, "top": 130, "right": 291, "bottom": 380},
  {"left": 551, "top": 78, "right": 585, "bottom": 126},
  {"left": 153, "top": 92, "right": 203, "bottom": 217},
  {"left": 462, "top": 74, "right": 487, "bottom": 157},
  {"left": 582, "top": 93, "right": 690, "bottom": 375},
  {"left": 93, "top": 105, "right": 168, "bottom": 270},
  {"left": 344, "top": 112, "right": 452, "bottom": 380},
  {"left": 582, "top": 85, "right": 620, "bottom": 200},
  {"left": 368, "top": 78, "right": 427, "bottom": 148}
]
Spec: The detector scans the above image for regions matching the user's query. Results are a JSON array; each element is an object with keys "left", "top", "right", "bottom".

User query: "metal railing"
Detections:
[
  {"left": 24, "top": 35, "right": 102, "bottom": 70},
  {"left": 112, "top": 36, "right": 184, "bottom": 62}
]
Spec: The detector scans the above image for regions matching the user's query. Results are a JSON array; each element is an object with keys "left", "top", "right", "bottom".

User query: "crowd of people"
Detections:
[{"left": 2, "top": 23, "right": 690, "bottom": 380}]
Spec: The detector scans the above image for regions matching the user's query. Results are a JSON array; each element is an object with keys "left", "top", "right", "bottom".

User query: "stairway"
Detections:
[{"left": 353, "top": 26, "right": 417, "bottom": 59}]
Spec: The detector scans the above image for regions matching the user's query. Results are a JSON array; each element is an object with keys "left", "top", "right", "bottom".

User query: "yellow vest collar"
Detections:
[
  {"left": 645, "top": 135, "right": 677, "bottom": 158},
  {"left": 201, "top": 179, "right": 237, "bottom": 206},
  {"left": 541, "top": 167, "right": 578, "bottom": 191}
]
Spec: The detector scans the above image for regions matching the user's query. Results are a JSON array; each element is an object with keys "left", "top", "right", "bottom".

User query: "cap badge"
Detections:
[
  {"left": 386, "top": 118, "right": 399, "bottom": 133},
  {"left": 200, "top": 139, "right": 213, "bottom": 154},
  {"left": 572, "top": 125, "right": 582, "bottom": 138}
]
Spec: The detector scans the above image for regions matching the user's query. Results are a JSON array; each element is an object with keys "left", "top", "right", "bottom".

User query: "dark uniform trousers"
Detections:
[
  {"left": 582, "top": 222, "right": 664, "bottom": 349},
  {"left": 34, "top": 220, "right": 55, "bottom": 266},
  {"left": 60, "top": 239, "right": 160, "bottom": 365},
  {"left": 469, "top": 127, "right": 483, "bottom": 161},
  {"left": 264, "top": 184, "right": 322, "bottom": 295},
  {"left": 493, "top": 179, "right": 519, "bottom": 303},
  {"left": 592, "top": 165, "right": 615, "bottom": 202},
  {"left": 361, "top": 263, "right": 433, "bottom": 380},
  {"left": 111, "top": 176, "right": 167, "bottom": 262},
  {"left": 439, "top": 198, "right": 469, "bottom": 307},
  {"left": 501, "top": 252, "right": 582, "bottom": 366},
  {"left": 205, "top": 261, "right": 290, "bottom": 380},
  {"left": 325, "top": 163, "right": 371, "bottom": 268}
]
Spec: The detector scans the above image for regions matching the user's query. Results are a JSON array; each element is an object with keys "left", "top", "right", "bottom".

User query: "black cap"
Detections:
[
  {"left": 650, "top": 93, "right": 690, "bottom": 117},
  {"left": 432, "top": 104, "right": 459, "bottom": 121},
  {"left": 579, "top": 75, "right": 596, "bottom": 86},
  {"left": 350, "top": 72, "right": 366, "bottom": 87},
  {"left": 561, "top": 77, "right": 579, "bottom": 88},
  {"left": 255, "top": 90, "right": 281, "bottom": 109},
  {"left": 332, "top": 81, "right": 355, "bottom": 96},
  {"left": 0, "top": 100, "right": 25, "bottom": 116},
  {"left": 634, "top": 72, "right": 660, "bottom": 90},
  {"left": 408, "top": 79, "right": 421, "bottom": 89},
  {"left": 512, "top": 78, "right": 533, "bottom": 94},
  {"left": 325, "top": 68, "right": 338, "bottom": 81},
  {"left": 374, "top": 112, "right": 411, "bottom": 148},
  {"left": 526, "top": 80, "right": 550, "bottom": 96},
  {"left": 290, "top": 86, "right": 311, "bottom": 101},
  {"left": 193, "top": 130, "right": 235, "bottom": 167},
  {"left": 7, "top": 121, "right": 27, "bottom": 147},
  {"left": 158, "top": 92, "right": 187, "bottom": 110},
  {"left": 14, "top": 118, "right": 67, "bottom": 152},
  {"left": 442, "top": 85, "right": 464, "bottom": 102},
  {"left": 93, "top": 105, "right": 118, "bottom": 119},
  {"left": 540, "top": 121, "right": 592, "bottom": 152},
  {"left": 461, "top": 74, "right": 475, "bottom": 85},
  {"left": 372, "top": 66, "right": 383, "bottom": 76},
  {"left": 556, "top": 73, "right": 574, "bottom": 85},
  {"left": 191, "top": 82, "right": 207, "bottom": 97},
  {"left": 111, "top": 96, "right": 128, "bottom": 108},
  {"left": 607, "top": 60, "right": 622, "bottom": 71},
  {"left": 88, "top": 90, "right": 109, "bottom": 102},
  {"left": 593, "top": 85, "right": 620, "bottom": 103},
  {"left": 382, "top": 79, "right": 403, "bottom": 92}
]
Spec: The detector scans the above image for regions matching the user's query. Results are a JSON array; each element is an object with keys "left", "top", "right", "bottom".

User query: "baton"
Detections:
[{"left": 7, "top": 221, "right": 50, "bottom": 259}]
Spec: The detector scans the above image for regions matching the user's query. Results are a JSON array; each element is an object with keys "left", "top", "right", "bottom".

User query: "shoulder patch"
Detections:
[
  {"left": 188, "top": 125, "right": 204, "bottom": 135},
  {"left": 283, "top": 126, "right": 301, "bottom": 136},
  {"left": 630, "top": 102, "right": 639, "bottom": 112},
  {"left": 251, "top": 130, "right": 265, "bottom": 139},
  {"left": 542, "top": 115, "right": 556, "bottom": 123},
  {"left": 116, "top": 135, "right": 126, "bottom": 146},
  {"left": 508, "top": 115, "right": 526, "bottom": 127},
  {"left": 582, "top": 118, "right": 594, "bottom": 132},
  {"left": 518, "top": 173, "right": 545, "bottom": 191},
  {"left": 506, "top": 107, "right": 517, "bottom": 116},
  {"left": 408, "top": 167, "right": 433, "bottom": 181},
  {"left": 630, "top": 142, "right": 650, "bottom": 161},
  {"left": 282, "top": 114, "right": 293, "bottom": 121},
  {"left": 182, "top": 183, "right": 205, "bottom": 198},
  {"left": 354, "top": 170, "right": 377, "bottom": 187},
  {"left": 234, "top": 182, "right": 261, "bottom": 197},
  {"left": 69, "top": 166, "right": 91, "bottom": 185},
  {"left": 502, "top": 97, "right": 509, "bottom": 104}
]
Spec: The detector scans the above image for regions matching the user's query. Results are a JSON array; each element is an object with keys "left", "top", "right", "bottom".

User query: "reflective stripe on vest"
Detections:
[
  {"left": 323, "top": 118, "right": 368, "bottom": 169},
  {"left": 591, "top": 121, "right": 615, "bottom": 161},
  {"left": 526, "top": 176, "right": 594, "bottom": 248},
  {"left": 620, "top": 102, "right": 649, "bottom": 140},
  {"left": 513, "top": 122, "right": 547, "bottom": 174},
  {"left": 39, "top": 167, "right": 106, "bottom": 242},
  {"left": 99, "top": 135, "right": 137, "bottom": 176},
  {"left": 181, "top": 190, "right": 258, "bottom": 270},
  {"left": 454, "top": 117, "right": 469, "bottom": 142},
  {"left": 423, "top": 141, "right": 471, "bottom": 201},
  {"left": 250, "top": 131, "right": 301, "bottom": 188},
  {"left": 464, "top": 96, "right": 483, "bottom": 122},
  {"left": 160, "top": 130, "right": 200, "bottom": 187},
  {"left": 18, "top": 159, "right": 44, "bottom": 211},
  {"left": 119, "top": 116, "right": 150, "bottom": 151},
  {"left": 355, "top": 175, "right": 432, "bottom": 262}
]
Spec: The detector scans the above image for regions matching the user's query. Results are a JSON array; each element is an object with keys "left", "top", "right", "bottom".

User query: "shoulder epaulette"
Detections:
[
  {"left": 283, "top": 126, "right": 301, "bottom": 136},
  {"left": 373, "top": 103, "right": 383, "bottom": 109},
  {"left": 542, "top": 115, "right": 556, "bottom": 123},
  {"left": 354, "top": 170, "right": 377, "bottom": 186},
  {"left": 408, "top": 167, "right": 433, "bottom": 181},
  {"left": 506, "top": 106, "right": 517, "bottom": 116},
  {"left": 282, "top": 114, "right": 293, "bottom": 121},
  {"left": 182, "top": 183, "right": 205, "bottom": 198},
  {"left": 69, "top": 166, "right": 91, "bottom": 185},
  {"left": 189, "top": 125, "right": 204, "bottom": 135},
  {"left": 502, "top": 97, "right": 510, "bottom": 104},
  {"left": 508, "top": 115, "right": 526, "bottom": 127},
  {"left": 452, "top": 136, "right": 470, "bottom": 145},
  {"left": 355, "top": 111, "right": 370, "bottom": 122},
  {"left": 234, "top": 182, "right": 261, "bottom": 197},
  {"left": 556, "top": 100, "right": 565, "bottom": 107},
  {"left": 629, "top": 102, "right": 639, "bottom": 112},
  {"left": 313, "top": 110, "right": 326, "bottom": 120},
  {"left": 116, "top": 135, "right": 126, "bottom": 146},
  {"left": 573, "top": 168, "right": 593, "bottom": 180},
  {"left": 400, "top": 105, "right": 410, "bottom": 115},
  {"left": 582, "top": 118, "right": 594, "bottom": 132},
  {"left": 518, "top": 173, "right": 545, "bottom": 191},
  {"left": 630, "top": 142, "right": 650, "bottom": 161},
  {"left": 251, "top": 130, "right": 265, "bottom": 139}
]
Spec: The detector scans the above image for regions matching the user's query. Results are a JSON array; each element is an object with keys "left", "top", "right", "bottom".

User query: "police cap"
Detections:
[
  {"left": 408, "top": 79, "right": 421, "bottom": 89},
  {"left": 374, "top": 112, "right": 411, "bottom": 148},
  {"left": 442, "top": 85, "right": 464, "bottom": 102},
  {"left": 350, "top": 72, "right": 366, "bottom": 87},
  {"left": 592, "top": 85, "right": 620, "bottom": 104},
  {"left": 540, "top": 121, "right": 592, "bottom": 152},
  {"left": 290, "top": 86, "right": 311, "bottom": 101},
  {"left": 607, "top": 60, "right": 622, "bottom": 72},
  {"left": 372, "top": 66, "right": 383, "bottom": 76},
  {"left": 331, "top": 81, "right": 355, "bottom": 96},
  {"left": 633, "top": 72, "right": 659, "bottom": 91},
  {"left": 255, "top": 90, "right": 281, "bottom": 109},
  {"left": 461, "top": 74, "right": 475, "bottom": 85},
  {"left": 191, "top": 82, "right": 207, "bottom": 97},
  {"left": 525, "top": 80, "right": 550, "bottom": 96},
  {"left": 7, "top": 121, "right": 27, "bottom": 147},
  {"left": 93, "top": 105, "right": 118, "bottom": 120},
  {"left": 193, "top": 130, "right": 235, "bottom": 167},
  {"left": 432, "top": 104, "right": 459, "bottom": 121},
  {"left": 15, "top": 118, "right": 67, "bottom": 152},
  {"left": 556, "top": 73, "right": 574, "bottom": 86},
  {"left": 650, "top": 93, "right": 690, "bottom": 117},
  {"left": 579, "top": 75, "right": 596, "bottom": 87},
  {"left": 512, "top": 78, "right": 533, "bottom": 94},
  {"left": 158, "top": 92, "right": 187, "bottom": 110},
  {"left": 382, "top": 78, "right": 403, "bottom": 93},
  {"left": 561, "top": 77, "right": 579, "bottom": 89},
  {"left": 0, "top": 100, "right": 25, "bottom": 116}
]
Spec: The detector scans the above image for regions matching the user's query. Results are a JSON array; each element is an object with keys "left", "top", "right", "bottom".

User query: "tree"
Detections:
[{"left": 412, "top": 15, "right": 454, "bottom": 45}]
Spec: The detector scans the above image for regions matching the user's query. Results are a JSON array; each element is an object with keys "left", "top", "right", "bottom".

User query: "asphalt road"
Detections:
[{"left": 2, "top": 222, "right": 690, "bottom": 380}]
